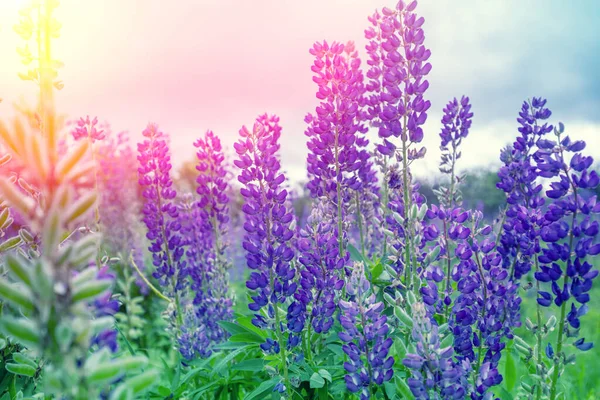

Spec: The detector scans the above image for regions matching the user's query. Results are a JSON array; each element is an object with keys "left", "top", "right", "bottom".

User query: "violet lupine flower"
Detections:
[
  {"left": 175, "top": 131, "right": 234, "bottom": 359},
  {"left": 422, "top": 205, "right": 469, "bottom": 314},
  {"left": 137, "top": 123, "right": 186, "bottom": 292},
  {"left": 177, "top": 196, "right": 233, "bottom": 359},
  {"left": 403, "top": 302, "right": 468, "bottom": 399},
  {"left": 295, "top": 201, "right": 347, "bottom": 335},
  {"left": 438, "top": 96, "right": 473, "bottom": 204},
  {"left": 90, "top": 266, "right": 119, "bottom": 353},
  {"left": 71, "top": 115, "right": 106, "bottom": 142},
  {"left": 533, "top": 123, "right": 599, "bottom": 357},
  {"left": 449, "top": 211, "right": 521, "bottom": 398},
  {"left": 496, "top": 98, "right": 553, "bottom": 280},
  {"left": 421, "top": 96, "right": 473, "bottom": 316},
  {"left": 305, "top": 40, "right": 367, "bottom": 204},
  {"left": 364, "top": 0, "right": 431, "bottom": 156},
  {"left": 339, "top": 262, "right": 394, "bottom": 399},
  {"left": 234, "top": 114, "right": 298, "bottom": 350}
]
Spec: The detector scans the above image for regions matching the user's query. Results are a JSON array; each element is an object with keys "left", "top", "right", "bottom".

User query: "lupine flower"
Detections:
[
  {"left": 421, "top": 96, "right": 473, "bottom": 317},
  {"left": 497, "top": 98, "right": 553, "bottom": 280},
  {"left": 339, "top": 262, "right": 394, "bottom": 399},
  {"left": 403, "top": 302, "right": 468, "bottom": 399},
  {"left": 364, "top": 0, "right": 431, "bottom": 291},
  {"left": 532, "top": 121, "right": 599, "bottom": 398},
  {"left": 234, "top": 114, "right": 298, "bottom": 350},
  {"left": 450, "top": 211, "right": 520, "bottom": 398},
  {"left": 137, "top": 123, "right": 187, "bottom": 292},
  {"left": 175, "top": 131, "right": 234, "bottom": 359},
  {"left": 295, "top": 201, "right": 347, "bottom": 336},
  {"left": 71, "top": 115, "right": 106, "bottom": 142},
  {"left": 90, "top": 266, "right": 119, "bottom": 353},
  {"left": 177, "top": 195, "right": 233, "bottom": 359},
  {"left": 364, "top": 0, "right": 431, "bottom": 156},
  {"left": 305, "top": 40, "right": 367, "bottom": 203}
]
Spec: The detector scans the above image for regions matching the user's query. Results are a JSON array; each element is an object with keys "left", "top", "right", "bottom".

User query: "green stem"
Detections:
[
  {"left": 129, "top": 254, "right": 171, "bottom": 303},
  {"left": 473, "top": 249, "right": 488, "bottom": 378},
  {"left": 273, "top": 304, "right": 290, "bottom": 397},
  {"left": 549, "top": 139, "right": 578, "bottom": 400},
  {"left": 534, "top": 256, "right": 543, "bottom": 400},
  {"left": 381, "top": 156, "right": 389, "bottom": 258},
  {"left": 355, "top": 192, "right": 366, "bottom": 258}
]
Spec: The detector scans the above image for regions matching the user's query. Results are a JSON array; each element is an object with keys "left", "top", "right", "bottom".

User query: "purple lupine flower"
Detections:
[
  {"left": 449, "top": 211, "right": 521, "bottom": 398},
  {"left": 295, "top": 201, "right": 347, "bottom": 335},
  {"left": 71, "top": 115, "right": 106, "bottom": 142},
  {"left": 497, "top": 97, "right": 553, "bottom": 280},
  {"left": 438, "top": 96, "right": 473, "bottom": 205},
  {"left": 339, "top": 262, "right": 394, "bottom": 399},
  {"left": 421, "top": 96, "right": 473, "bottom": 317},
  {"left": 234, "top": 114, "right": 298, "bottom": 349},
  {"left": 403, "top": 302, "right": 468, "bottom": 399},
  {"left": 364, "top": 0, "right": 431, "bottom": 291},
  {"left": 365, "top": 0, "right": 431, "bottom": 156},
  {"left": 177, "top": 195, "right": 233, "bottom": 359},
  {"left": 305, "top": 40, "right": 367, "bottom": 203},
  {"left": 175, "top": 131, "right": 234, "bottom": 359},
  {"left": 90, "top": 266, "right": 119, "bottom": 353},
  {"left": 532, "top": 122, "right": 599, "bottom": 397},
  {"left": 137, "top": 123, "right": 187, "bottom": 292}
]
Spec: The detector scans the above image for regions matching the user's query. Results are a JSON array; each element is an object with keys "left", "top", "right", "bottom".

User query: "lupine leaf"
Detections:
[
  {"left": 5, "top": 363, "right": 35, "bottom": 377},
  {"left": 0, "top": 279, "right": 34, "bottom": 313}
]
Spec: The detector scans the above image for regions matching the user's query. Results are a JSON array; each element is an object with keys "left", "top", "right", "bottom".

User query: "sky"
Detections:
[{"left": 0, "top": 0, "right": 599, "bottom": 184}]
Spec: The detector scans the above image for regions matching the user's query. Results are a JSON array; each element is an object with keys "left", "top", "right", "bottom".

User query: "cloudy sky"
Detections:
[{"left": 0, "top": 0, "right": 598, "bottom": 183}]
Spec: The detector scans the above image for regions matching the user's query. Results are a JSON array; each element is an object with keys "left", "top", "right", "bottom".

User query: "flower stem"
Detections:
[
  {"left": 273, "top": 304, "right": 290, "bottom": 396},
  {"left": 129, "top": 254, "right": 171, "bottom": 303}
]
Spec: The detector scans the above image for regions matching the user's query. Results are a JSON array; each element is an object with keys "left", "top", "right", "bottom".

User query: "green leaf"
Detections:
[
  {"left": 229, "top": 332, "right": 265, "bottom": 344},
  {"left": 0, "top": 317, "right": 40, "bottom": 348},
  {"left": 243, "top": 378, "right": 277, "bottom": 400},
  {"left": 5, "top": 363, "right": 35, "bottom": 377},
  {"left": 310, "top": 372, "right": 325, "bottom": 389},
  {"left": 0, "top": 236, "right": 22, "bottom": 253},
  {"left": 213, "top": 347, "right": 246, "bottom": 375},
  {"left": 71, "top": 279, "right": 111, "bottom": 303},
  {"left": 231, "top": 359, "right": 266, "bottom": 372},
  {"left": 505, "top": 350, "right": 517, "bottom": 393},
  {"left": 12, "top": 353, "right": 36, "bottom": 369},
  {"left": 318, "top": 369, "right": 332, "bottom": 383},
  {"left": 87, "top": 362, "right": 124, "bottom": 384},
  {"left": 396, "top": 375, "right": 414, "bottom": 399},
  {"left": 370, "top": 261, "right": 384, "bottom": 281},
  {"left": 0, "top": 279, "right": 34, "bottom": 313},
  {"left": 217, "top": 321, "right": 248, "bottom": 336},
  {"left": 64, "top": 192, "right": 97, "bottom": 224},
  {"left": 347, "top": 244, "right": 368, "bottom": 265},
  {"left": 123, "top": 369, "right": 159, "bottom": 394},
  {"left": 5, "top": 255, "right": 32, "bottom": 287}
]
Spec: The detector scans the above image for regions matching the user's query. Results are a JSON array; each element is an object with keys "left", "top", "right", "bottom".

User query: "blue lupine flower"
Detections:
[
  {"left": 403, "top": 302, "right": 468, "bottom": 399},
  {"left": 235, "top": 114, "right": 298, "bottom": 350},
  {"left": 339, "top": 262, "right": 393, "bottom": 399},
  {"left": 137, "top": 123, "right": 187, "bottom": 292}
]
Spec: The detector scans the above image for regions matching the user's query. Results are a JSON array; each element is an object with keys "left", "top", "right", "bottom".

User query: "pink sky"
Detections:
[{"left": 1, "top": 0, "right": 598, "bottom": 182}]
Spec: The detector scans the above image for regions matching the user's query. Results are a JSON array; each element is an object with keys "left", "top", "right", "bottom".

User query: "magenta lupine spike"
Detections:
[
  {"left": 71, "top": 115, "right": 106, "bottom": 142},
  {"left": 305, "top": 40, "right": 368, "bottom": 204}
]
